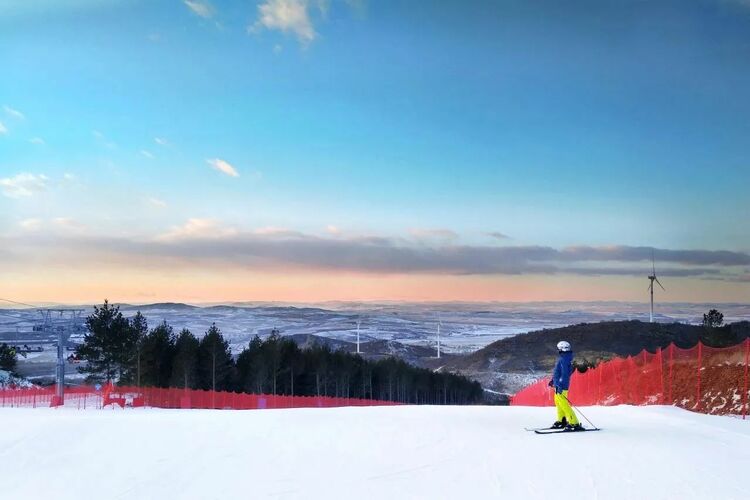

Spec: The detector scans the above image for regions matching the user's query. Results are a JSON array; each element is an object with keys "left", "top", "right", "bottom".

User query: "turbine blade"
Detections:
[{"left": 655, "top": 278, "right": 665, "bottom": 291}]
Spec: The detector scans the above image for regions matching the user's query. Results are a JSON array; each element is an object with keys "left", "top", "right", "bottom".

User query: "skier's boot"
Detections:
[
  {"left": 564, "top": 423, "right": 584, "bottom": 432},
  {"left": 551, "top": 417, "right": 567, "bottom": 429}
]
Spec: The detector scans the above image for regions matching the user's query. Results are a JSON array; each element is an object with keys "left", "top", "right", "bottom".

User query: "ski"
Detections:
[
  {"left": 534, "top": 428, "right": 601, "bottom": 435},
  {"left": 524, "top": 427, "right": 556, "bottom": 432}
]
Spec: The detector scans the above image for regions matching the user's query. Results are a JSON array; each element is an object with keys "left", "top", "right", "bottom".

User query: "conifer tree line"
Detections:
[{"left": 76, "top": 301, "right": 484, "bottom": 405}]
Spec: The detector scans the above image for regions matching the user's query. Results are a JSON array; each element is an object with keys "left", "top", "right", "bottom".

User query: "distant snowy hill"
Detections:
[
  {"left": 3, "top": 301, "right": 748, "bottom": 355},
  {"left": 284, "top": 334, "right": 441, "bottom": 366},
  {"left": 2, "top": 302, "right": 748, "bottom": 385},
  {"left": 441, "top": 319, "right": 750, "bottom": 396}
]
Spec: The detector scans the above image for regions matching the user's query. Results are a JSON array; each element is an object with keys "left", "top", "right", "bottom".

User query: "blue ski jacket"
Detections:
[{"left": 552, "top": 351, "right": 574, "bottom": 392}]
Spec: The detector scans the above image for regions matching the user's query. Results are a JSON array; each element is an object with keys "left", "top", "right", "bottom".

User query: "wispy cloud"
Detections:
[
  {"left": 52, "top": 217, "right": 86, "bottom": 232},
  {"left": 0, "top": 173, "right": 49, "bottom": 198},
  {"left": 159, "top": 218, "right": 237, "bottom": 241},
  {"left": 487, "top": 231, "right": 510, "bottom": 240},
  {"left": 154, "top": 137, "right": 169, "bottom": 146},
  {"left": 253, "top": 0, "right": 316, "bottom": 45},
  {"left": 206, "top": 158, "right": 240, "bottom": 177},
  {"left": 29, "top": 137, "right": 45, "bottom": 145},
  {"left": 146, "top": 197, "right": 167, "bottom": 208},
  {"left": 254, "top": 226, "right": 299, "bottom": 236},
  {"left": 183, "top": 0, "right": 214, "bottom": 18},
  {"left": 92, "top": 130, "right": 116, "bottom": 149},
  {"left": 0, "top": 121, "right": 7, "bottom": 135},
  {"left": 3, "top": 105, "right": 25, "bottom": 120},
  {"left": 18, "top": 218, "right": 42, "bottom": 231},
  {"left": 140, "top": 150, "right": 155, "bottom": 159}
]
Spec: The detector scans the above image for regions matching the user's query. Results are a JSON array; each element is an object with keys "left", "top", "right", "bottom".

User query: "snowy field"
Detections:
[
  {"left": 4, "top": 302, "right": 749, "bottom": 357},
  {"left": 0, "top": 405, "right": 747, "bottom": 499}
]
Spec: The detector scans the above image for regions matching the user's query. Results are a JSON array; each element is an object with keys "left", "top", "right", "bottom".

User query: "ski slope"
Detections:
[{"left": 0, "top": 405, "right": 747, "bottom": 499}]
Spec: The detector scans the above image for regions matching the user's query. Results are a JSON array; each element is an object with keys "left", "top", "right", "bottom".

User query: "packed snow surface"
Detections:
[{"left": 1, "top": 405, "right": 747, "bottom": 499}]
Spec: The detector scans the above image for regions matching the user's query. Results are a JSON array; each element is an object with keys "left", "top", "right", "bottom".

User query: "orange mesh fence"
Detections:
[
  {"left": 511, "top": 338, "right": 750, "bottom": 418},
  {"left": 0, "top": 384, "right": 401, "bottom": 410}
]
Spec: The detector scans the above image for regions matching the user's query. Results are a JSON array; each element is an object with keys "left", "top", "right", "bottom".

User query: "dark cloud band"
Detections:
[{"left": 4, "top": 232, "right": 748, "bottom": 281}]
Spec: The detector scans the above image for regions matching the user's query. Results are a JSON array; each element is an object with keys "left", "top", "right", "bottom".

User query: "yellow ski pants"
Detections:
[{"left": 554, "top": 389, "right": 579, "bottom": 425}]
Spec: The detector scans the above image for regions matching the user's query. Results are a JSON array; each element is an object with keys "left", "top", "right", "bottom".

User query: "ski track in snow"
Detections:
[{"left": 0, "top": 405, "right": 748, "bottom": 500}]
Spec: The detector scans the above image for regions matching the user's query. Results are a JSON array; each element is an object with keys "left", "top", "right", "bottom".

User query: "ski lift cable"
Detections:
[{"left": 0, "top": 297, "right": 39, "bottom": 309}]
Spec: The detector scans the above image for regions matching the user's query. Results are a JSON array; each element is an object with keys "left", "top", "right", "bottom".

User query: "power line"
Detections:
[{"left": 0, "top": 297, "right": 39, "bottom": 309}]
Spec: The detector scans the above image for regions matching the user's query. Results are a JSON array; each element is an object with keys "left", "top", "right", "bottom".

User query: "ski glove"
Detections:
[{"left": 555, "top": 386, "right": 563, "bottom": 395}]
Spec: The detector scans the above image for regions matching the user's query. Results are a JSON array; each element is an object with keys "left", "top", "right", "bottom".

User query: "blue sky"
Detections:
[{"left": 1, "top": 0, "right": 749, "bottom": 303}]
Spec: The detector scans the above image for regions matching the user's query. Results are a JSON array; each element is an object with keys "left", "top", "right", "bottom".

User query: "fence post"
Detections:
[
  {"left": 641, "top": 349, "right": 647, "bottom": 404},
  {"left": 743, "top": 338, "right": 749, "bottom": 420},
  {"left": 657, "top": 347, "right": 664, "bottom": 405},
  {"left": 696, "top": 342, "right": 703, "bottom": 412},
  {"left": 668, "top": 343, "right": 674, "bottom": 406}
]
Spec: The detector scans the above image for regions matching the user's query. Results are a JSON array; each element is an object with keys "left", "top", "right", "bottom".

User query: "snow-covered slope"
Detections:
[{"left": 0, "top": 405, "right": 747, "bottom": 499}]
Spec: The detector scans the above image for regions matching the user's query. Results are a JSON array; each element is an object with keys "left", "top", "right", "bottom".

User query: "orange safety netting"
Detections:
[
  {"left": 511, "top": 338, "right": 750, "bottom": 418},
  {"left": 0, "top": 384, "right": 401, "bottom": 410}
]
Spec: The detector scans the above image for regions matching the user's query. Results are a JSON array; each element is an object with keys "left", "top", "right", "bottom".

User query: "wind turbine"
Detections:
[
  {"left": 436, "top": 314, "right": 442, "bottom": 359},
  {"left": 356, "top": 319, "right": 361, "bottom": 354},
  {"left": 647, "top": 253, "right": 665, "bottom": 323}
]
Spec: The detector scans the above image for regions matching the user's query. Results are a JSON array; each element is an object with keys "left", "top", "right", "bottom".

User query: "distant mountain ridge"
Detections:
[{"left": 438, "top": 320, "right": 750, "bottom": 398}]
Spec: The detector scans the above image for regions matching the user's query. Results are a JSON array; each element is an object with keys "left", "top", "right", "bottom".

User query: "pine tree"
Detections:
[
  {"left": 197, "top": 324, "right": 234, "bottom": 391},
  {"left": 0, "top": 343, "right": 23, "bottom": 373},
  {"left": 139, "top": 321, "right": 176, "bottom": 387},
  {"left": 703, "top": 309, "right": 724, "bottom": 329},
  {"left": 120, "top": 311, "right": 148, "bottom": 386},
  {"left": 171, "top": 328, "right": 200, "bottom": 389},
  {"left": 260, "top": 330, "right": 288, "bottom": 395},
  {"left": 309, "top": 345, "right": 330, "bottom": 396},
  {"left": 701, "top": 309, "right": 736, "bottom": 347},
  {"left": 236, "top": 335, "right": 268, "bottom": 393},
  {"left": 279, "top": 337, "right": 302, "bottom": 396},
  {"left": 77, "top": 300, "right": 137, "bottom": 383}
]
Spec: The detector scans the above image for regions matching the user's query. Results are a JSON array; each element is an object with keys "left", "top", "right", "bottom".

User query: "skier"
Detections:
[{"left": 548, "top": 340, "right": 583, "bottom": 431}]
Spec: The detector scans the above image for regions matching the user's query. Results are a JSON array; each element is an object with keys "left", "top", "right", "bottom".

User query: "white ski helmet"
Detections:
[{"left": 557, "top": 340, "right": 571, "bottom": 352}]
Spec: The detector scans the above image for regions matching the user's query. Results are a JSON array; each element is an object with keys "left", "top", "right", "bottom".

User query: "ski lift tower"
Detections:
[{"left": 39, "top": 309, "right": 84, "bottom": 406}]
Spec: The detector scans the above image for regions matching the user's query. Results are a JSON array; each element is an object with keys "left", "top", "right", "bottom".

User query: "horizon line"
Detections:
[{"left": 2, "top": 299, "right": 749, "bottom": 310}]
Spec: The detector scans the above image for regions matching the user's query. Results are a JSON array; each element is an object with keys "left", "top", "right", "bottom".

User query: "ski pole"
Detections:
[{"left": 562, "top": 393, "right": 599, "bottom": 430}]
